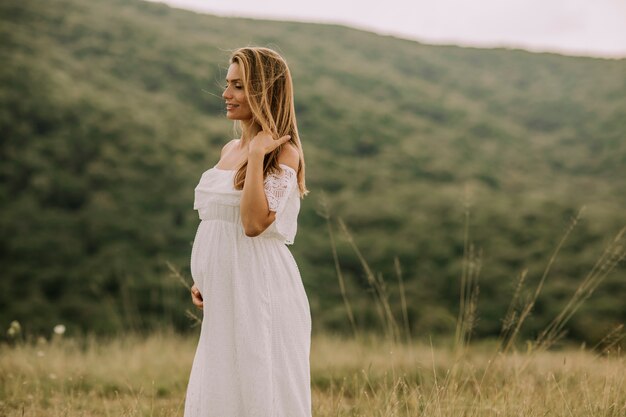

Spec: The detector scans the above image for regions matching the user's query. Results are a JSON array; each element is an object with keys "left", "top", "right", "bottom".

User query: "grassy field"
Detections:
[
  {"left": 1, "top": 328, "right": 624, "bottom": 416},
  {"left": 2, "top": 215, "right": 624, "bottom": 416}
]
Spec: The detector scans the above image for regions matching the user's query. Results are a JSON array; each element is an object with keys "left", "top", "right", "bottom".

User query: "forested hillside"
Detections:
[{"left": 1, "top": 0, "right": 625, "bottom": 344}]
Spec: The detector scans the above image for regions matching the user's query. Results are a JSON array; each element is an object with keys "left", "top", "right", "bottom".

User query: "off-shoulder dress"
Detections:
[{"left": 183, "top": 163, "right": 312, "bottom": 417}]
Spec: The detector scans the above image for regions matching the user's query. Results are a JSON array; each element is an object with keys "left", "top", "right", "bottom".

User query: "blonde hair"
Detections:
[{"left": 228, "top": 46, "right": 309, "bottom": 198}]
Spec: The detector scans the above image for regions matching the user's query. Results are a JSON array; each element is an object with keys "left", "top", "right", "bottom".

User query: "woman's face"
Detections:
[{"left": 222, "top": 62, "right": 253, "bottom": 121}]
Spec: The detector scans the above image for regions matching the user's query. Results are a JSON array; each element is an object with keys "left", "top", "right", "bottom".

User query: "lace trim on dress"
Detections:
[
  {"left": 263, "top": 164, "right": 299, "bottom": 245},
  {"left": 264, "top": 164, "right": 297, "bottom": 213}
]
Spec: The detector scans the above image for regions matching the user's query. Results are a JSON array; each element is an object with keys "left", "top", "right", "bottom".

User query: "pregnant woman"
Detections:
[{"left": 183, "top": 46, "right": 312, "bottom": 417}]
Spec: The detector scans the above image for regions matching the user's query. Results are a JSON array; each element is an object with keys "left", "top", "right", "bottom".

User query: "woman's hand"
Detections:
[
  {"left": 191, "top": 284, "right": 203, "bottom": 310},
  {"left": 248, "top": 130, "right": 291, "bottom": 157}
]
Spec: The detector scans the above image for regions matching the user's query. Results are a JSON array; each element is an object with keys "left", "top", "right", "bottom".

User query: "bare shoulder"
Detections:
[
  {"left": 277, "top": 142, "right": 300, "bottom": 172},
  {"left": 221, "top": 138, "right": 239, "bottom": 157}
]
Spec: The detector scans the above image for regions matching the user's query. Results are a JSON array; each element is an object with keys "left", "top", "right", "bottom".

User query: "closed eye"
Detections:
[{"left": 224, "top": 81, "right": 243, "bottom": 88}]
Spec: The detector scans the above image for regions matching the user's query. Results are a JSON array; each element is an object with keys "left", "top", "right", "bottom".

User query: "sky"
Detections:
[{"left": 146, "top": 0, "right": 626, "bottom": 59}]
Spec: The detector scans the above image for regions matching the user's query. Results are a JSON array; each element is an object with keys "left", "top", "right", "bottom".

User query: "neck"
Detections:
[{"left": 240, "top": 119, "right": 261, "bottom": 148}]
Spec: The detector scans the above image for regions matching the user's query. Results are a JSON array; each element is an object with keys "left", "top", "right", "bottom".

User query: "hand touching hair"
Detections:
[{"left": 227, "top": 47, "right": 309, "bottom": 198}]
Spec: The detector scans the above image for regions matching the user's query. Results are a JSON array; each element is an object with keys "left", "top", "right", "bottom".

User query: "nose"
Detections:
[{"left": 222, "top": 85, "right": 232, "bottom": 100}]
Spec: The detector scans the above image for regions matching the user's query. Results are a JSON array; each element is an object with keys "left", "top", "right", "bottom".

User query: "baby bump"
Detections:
[{"left": 189, "top": 220, "right": 239, "bottom": 295}]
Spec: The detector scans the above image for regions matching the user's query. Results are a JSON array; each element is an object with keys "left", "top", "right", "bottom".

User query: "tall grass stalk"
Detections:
[
  {"left": 317, "top": 192, "right": 359, "bottom": 339},
  {"left": 534, "top": 225, "right": 626, "bottom": 351},
  {"left": 454, "top": 203, "right": 481, "bottom": 354},
  {"left": 165, "top": 261, "right": 201, "bottom": 327},
  {"left": 337, "top": 217, "right": 403, "bottom": 345},
  {"left": 394, "top": 256, "right": 412, "bottom": 346},
  {"left": 591, "top": 323, "right": 624, "bottom": 357},
  {"left": 495, "top": 208, "right": 584, "bottom": 355}
]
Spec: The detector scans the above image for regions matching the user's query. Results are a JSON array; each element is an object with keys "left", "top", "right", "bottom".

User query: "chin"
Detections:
[{"left": 225, "top": 111, "right": 253, "bottom": 122}]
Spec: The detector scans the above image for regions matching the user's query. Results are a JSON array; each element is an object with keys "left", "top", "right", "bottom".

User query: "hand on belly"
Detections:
[{"left": 191, "top": 284, "right": 203, "bottom": 310}]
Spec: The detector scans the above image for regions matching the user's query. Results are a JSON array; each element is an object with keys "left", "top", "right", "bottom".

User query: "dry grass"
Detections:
[
  {"left": 311, "top": 332, "right": 625, "bottom": 416},
  {"left": 0, "top": 329, "right": 624, "bottom": 416}
]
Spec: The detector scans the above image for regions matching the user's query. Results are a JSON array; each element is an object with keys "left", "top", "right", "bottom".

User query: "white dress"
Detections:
[{"left": 184, "top": 162, "right": 312, "bottom": 417}]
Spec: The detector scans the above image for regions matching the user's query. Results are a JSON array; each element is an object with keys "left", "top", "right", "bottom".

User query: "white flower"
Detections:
[
  {"left": 53, "top": 324, "right": 66, "bottom": 335},
  {"left": 7, "top": 320, "right": 21, "bottom": 338}
]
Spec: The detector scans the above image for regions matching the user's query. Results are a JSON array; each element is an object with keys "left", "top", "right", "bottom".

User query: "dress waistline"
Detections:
[
  {"left": 197, "top": 205, "right": 285, "bottom": 243},
  {"left": 198, "top": 204, "right": 241, "bottom": 224}
]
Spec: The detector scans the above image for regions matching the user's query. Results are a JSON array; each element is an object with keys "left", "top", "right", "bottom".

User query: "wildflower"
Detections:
[
  {"left": 53, "top": 324, "right": 66, "bottom": 336},
  {"left": 7, "top": 320, "right": 21, "bottom": 338}
]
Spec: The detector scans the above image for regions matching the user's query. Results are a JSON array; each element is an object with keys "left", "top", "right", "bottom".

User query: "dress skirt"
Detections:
[{"left": 184, "top": 202, "right": 312, "bottom": 417}]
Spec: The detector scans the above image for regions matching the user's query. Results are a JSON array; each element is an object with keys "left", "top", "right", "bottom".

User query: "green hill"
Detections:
[{"left": 1, "top": 0, "right": 625, "bottom": 344}]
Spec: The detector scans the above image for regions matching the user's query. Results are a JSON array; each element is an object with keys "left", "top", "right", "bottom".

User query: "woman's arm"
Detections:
[{"left": 240, "top": 131, "right": 298, "bottom": 236}]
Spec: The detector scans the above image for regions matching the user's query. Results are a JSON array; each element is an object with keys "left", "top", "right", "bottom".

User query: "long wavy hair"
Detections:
[{"left": 228, "top": 46, "right": 309, "bottom": 198}]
